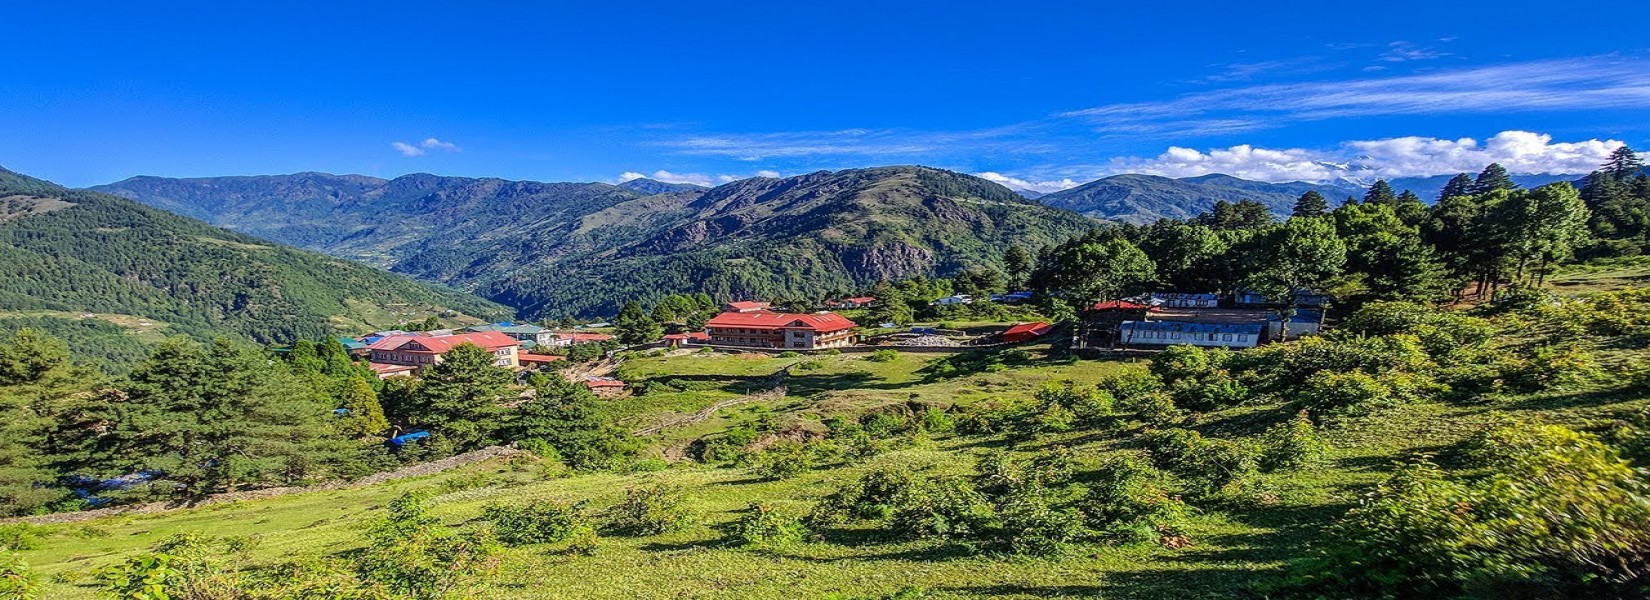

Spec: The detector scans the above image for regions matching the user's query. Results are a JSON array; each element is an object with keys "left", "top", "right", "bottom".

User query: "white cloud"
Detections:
[
  {"left": 1378, "top": 41, "right": 1451, "bottom": 63},
  {"left": 975, "top": 172, "right": 1081, "bottom": 193},
  {"left": 616, "top": 169, "right": 784, "bottom": 187},
  {"left": 390, "top": 142, "right": 425, "bottom": 157},
  {"left": 1103, "top": 130, "right": 1626, "bottom": 183},
  {"left": 656, "top": 125, "right": 1051, "bottom": 160},
  {"left": 1064, "top": 56, "right": 1650, "bottom": 135},
  {"left": 391, "top": 137, "right": 461, "bottom": 157},
  {"left": 419, "top": 137, "right": 460, "bottom": 152}
]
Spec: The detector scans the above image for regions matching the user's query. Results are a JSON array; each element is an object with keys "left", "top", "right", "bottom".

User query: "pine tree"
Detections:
[
  {"left": 1292, "top": 190, "right": 1329, "bottom": 217},
  {"left": 613, "top": 300, "right": 661, "bottom": 345},
  {"left": 1471, "top": 163, "right": 1517, "bottom": 194},
  {"left": 1003, "top": 245, "right": 1033, "bottom": 290},
  {"left": 1438, "top": 173, "right": 1474, "bottom": 202},
  {"left": 413, "top": 343, "right": 513, "bottom": 449},
  {"left": 341, "top": 376, "right": 390, "bottom": 438},
  {"left": 1364, "top": 180, "right": 1397, "bottom": 205},
  {"left": 1603, "top": 146, "right": 1644, "bottom": 179}
]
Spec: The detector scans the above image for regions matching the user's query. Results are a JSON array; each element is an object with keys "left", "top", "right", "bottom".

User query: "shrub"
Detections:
[
  {"left": 750, "top": 440, "right": 817, "bottom": 480},
  {"left": 812, "top": 466, "right": 923, "bottom": 525},
  {"left": 603, "top": 485, "right": 694, "bottom": 535},
  {"left": 919, "top": 407, "right": 955, "bottom": 434},
  {"left": 1129, "top": 392, "right": 1185, "bottom": 426},
  {"left": 1298, "top": 370, "right": 1403, "bottom": 419},
  {"left": 778, "top": 351, "right": 800, "bottom": 358},
  {"left": 1181, "top": 438, "right": 1259, "bottom": 499},
  {"left": 1289, "top": 424, "right": 1650, "bottom": 597},
  {"left": 976, "top": 448, "right": 1074, "bottom": 500},
  {"left": 1507, "top": 344, "right": 1605, "bottom": 391},
  {"left": 823, "top": 349, "right": 843, "bottom": 356},
  {"left": 796, "top": 359, "right": 826, "bottom": 371},
  {"left": 867, "top": 349, "right": 900, "bottom": 363},
  {"left": 0, "top": 552, "right": 41, "bottom": 600},
  {"left": 1140, "top": 428, "right": 1205, "bottom": 471},
  {"left": 1099, "top": 370, "right": 1163, "bottom": 405},
  {"left": 483, "top": 500, "right": 588, "bottom": 546},
  {"left": 0, "top": 525, "right": 42, "bottom": 552},
  {"left": 887, "top": 476, "right": 997, "bottom": 541},
  {"left": 1080, "top": 455, "right": 1192, "bottom": 545},
  {"left": 357, "top": 492, "right": 502, "bottom": 598},
  {"left": 725, "top": 502, "right": 809, "bottom": 547},
  {"left": 1259, "top": 410, "right": 1329, "bottom": 471},
  {"left": 989, "top": 481, "right": 1085, "bottom": 556},
  {"left": 1034, "top": 381, "right": 1115, "bottom": 423}
]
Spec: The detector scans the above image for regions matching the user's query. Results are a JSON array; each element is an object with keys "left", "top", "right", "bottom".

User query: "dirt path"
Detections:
[{"left": 4, "top": 445, "right": 524, "bottom": 525}]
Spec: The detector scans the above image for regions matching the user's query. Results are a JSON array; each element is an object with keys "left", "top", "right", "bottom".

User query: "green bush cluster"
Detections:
[
  {"left": 724, "top": 502, "right": 810, "bottom": 547},
  {"left": 602, "top": 485, "right": 694, "bottom": 535},
  {"left": 483, "top": 499, "right": 590, "bottom": 546},
  {"left": 1283, "top": 421, "right": 1650, "bottom": 598}
]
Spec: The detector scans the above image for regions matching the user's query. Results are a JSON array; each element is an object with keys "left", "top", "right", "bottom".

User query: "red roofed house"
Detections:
[
  {"left": 585, "top": 377, "right": 626, "bottom": 393},
  {"left": 1002, "top": 322, "right": 1053, "bottom": 344},
  {"left": 662, "top": 331, "right": 710, "bottom": 347},
  {"left": 705, "top": 310, "right": 857, "bottom": 349},
  {"left": 517, "top": 353, "right": 567, "bottom": 366},
  {"left": 1090, "top": 300, "right": 1154, "bottom": 312},
  {"left": 368, "top": 331, "right": 521, "bottom": 370},
  {"left": 548, "top": 332, "right": 614, "bottom": 347},
  {"left": 826, "top": 296, "right": 876, "bottom": 309},
  {"left": 723, "top": 301, "right": 772, "bottom": 313}
]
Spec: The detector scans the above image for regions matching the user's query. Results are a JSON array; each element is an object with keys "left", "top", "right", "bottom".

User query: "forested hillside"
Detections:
[
  {"left": 99, "top": 167, "right": 1097, "bottom": 318},
  {"left": 0, "top": 167, "right": 510, "bottom": 347}
]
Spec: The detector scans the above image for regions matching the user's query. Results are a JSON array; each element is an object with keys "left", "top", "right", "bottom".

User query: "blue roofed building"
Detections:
[
  {"left": 1266, "top": 309, "right": 1324, "bottom": 340},
  {"left": 1119, "top": 320, "right": 1263, "bottom": 349}
]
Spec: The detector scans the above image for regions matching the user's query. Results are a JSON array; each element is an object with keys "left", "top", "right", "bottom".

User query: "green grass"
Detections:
[
  {"left": 13, "top": 316, "right": 1650, "bottom": 598},
  {"left": 1547, "top": 255, "right": 1650, "bottom": 293}
]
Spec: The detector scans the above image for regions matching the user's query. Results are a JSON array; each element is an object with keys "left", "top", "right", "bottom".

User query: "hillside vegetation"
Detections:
[
  {"left": 99, "top": 167, "right": 1095, "bottom": 318},
  {"left": 0, "top": 166, "right": 509, "bottom": 348}
]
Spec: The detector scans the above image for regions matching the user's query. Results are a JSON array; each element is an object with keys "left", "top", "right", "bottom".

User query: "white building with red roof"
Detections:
[
  {"left": 705, "top": 310, "right": 857, "bottom": 349},
  {"left": 367, "top": 330, "right": 521, "bottom": 371},
  {"left": 723, "top": 301, "right": 772, "bottom": 313}
]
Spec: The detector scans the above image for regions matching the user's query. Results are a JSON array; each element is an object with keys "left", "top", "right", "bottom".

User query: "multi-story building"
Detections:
[
  {"left": 368, "top": 331, "right": 521, "bottom": 370},
  {"left": 705, "top": 310, "right": 857, "bottom": 349},
  {"left": 1118, "top": 320, "right": 1262, "bottom": 349}
]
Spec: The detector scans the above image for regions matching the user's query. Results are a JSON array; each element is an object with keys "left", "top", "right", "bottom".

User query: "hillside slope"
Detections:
[
  {"left": 0, "top": 166, "right": 510, "bottom": 343},
  {"left": 1037, "top": 173, "right": 1359, "bottom": 223},
  {"left": 98, "top": 167, "right": 1098, "bottom": 318}
]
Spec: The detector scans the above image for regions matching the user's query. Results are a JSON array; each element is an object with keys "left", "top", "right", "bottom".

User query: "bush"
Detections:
[
  {"left": 1128, "top": 391, "right": 1185, "bottom": 426},
  {"left": 626, "top": 458, "right": 670, "bottom": 473},
  {"left": 1259, "top": 410, "right": 1329, "bottom": 471},
  {"left": 919, "top": 408, "right": 955, "bottom": 434},
  {"left": 750, "top": 440, "right": 818, "bottom": 480},
  {"left": 1288, "top": 424, "right": 1650, "bottom": 597},
  {"left": 1181, "top": 438, "right": 1259, "bottom": 499},
  {"left": 1140, "top": 428, "right": 1205, "bottom": 471},
  {"left": 725, "top": 502, "right": 809, "bottom": 547},
  {"left": 357, "top": 492, "right": 502, "bottom": 598},
  {"left": 603, "top": 485, "right": 694, "bottom": 535},
  {"left": 777, "top": 351, "right": 800, "bottom": 358},
  {"left": 812, "top": 466, "right": 923, "bottom": 525},
  {"left": 1080, "top": 455, "right": 1191, "bottom": 546},
  {"left": 0, "top": 525, "right": 42, "bottom": 552},
  {"left": 1099, "top": 370, "right": 1163, "bottom": 405},
  {"left": 1507, "top": 344, "right": 1605, "bottom": 391},
  {"left": 1034, "top": 381, "right": 1114, "bottom": 424},
  {"left": 1298, "top": 370, "right": 1405, "bottom": 419},
  {"left": 483, "top": 500, "right": 588, "bottom": 546},
  {"left": 0, "top": 552, "right": 41, "bottom": 600},
  {"left": 989, "top": 481, "right": 1085, "bottom": 556},
  {"left": 867, "top": 349, "right": 900, "bottom": 363}
]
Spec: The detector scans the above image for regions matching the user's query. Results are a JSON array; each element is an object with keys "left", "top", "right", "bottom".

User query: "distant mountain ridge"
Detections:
[
  {"left": 0, "top": 166, "right": 509, "bottom": 344},
  {"left": 618, "top": 178, "right": 709, "bottom": 195},
  {"left": 97, "top": 167, "right": 1096, "bottom": 318},
  {"left": 1035, "top": 173, "right": 1360, "bottom": 223}
]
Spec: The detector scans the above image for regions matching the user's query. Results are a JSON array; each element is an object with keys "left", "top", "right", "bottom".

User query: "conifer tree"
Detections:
[
  {"left": 1293, "top": 190, "right": 1329, "bottom": 217},
  {"left": 613, "top": 300, "right": 661, "bottom": 345},
  {"left": 1604, "top": 146, "right": 1644, "bottom": 179},
  {"left": 341, "top": 376, "right": 390, "bottom": 438},
  {"left": 1364, "top": 180, "right": 1397, "bottom": 205},
  {"left": 1438, "top": 173, "right": 1474, "bottom": 202},
  {"left": 1471, "top": 163, "right": 1517, "bottom": 194}
]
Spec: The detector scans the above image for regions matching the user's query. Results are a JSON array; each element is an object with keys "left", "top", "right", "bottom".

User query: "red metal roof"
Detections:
[
  {"left": 368, "top": 331, "right": 519, "bottom": 353},
  {"left": 367, "top": 362, "right": 417, "bottom": 375},
  {"left": 518, "top": 354, "right": 567, "bottom": 364},
  {"left": 663, "top": 332, "right": 710, "bottom": 341},
  {"left": 584, "top": 378, "right": 626, "bottom": 389},
  {"left": 1090, "top": 301, "right": 1153, "bottom": 311},
  {"left": 726, "top": 301, "right": 771, "bottom": 311},
  {"left": 1004, "top": 321, "right": 1053, "bottom": 336},
  {"left": 705, "top": 310, "right": 856, "bottom": 333}
]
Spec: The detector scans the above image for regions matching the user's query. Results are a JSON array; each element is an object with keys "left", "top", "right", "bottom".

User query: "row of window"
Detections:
[{"left": 1131, "top": 330, "right": 1251, "bottom": 343}]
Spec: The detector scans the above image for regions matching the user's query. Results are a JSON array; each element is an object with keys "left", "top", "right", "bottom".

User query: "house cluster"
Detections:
[
  {"left": 348, "top": 323, "right": 614, "bottom": 386},
  {"left": 1090, "top": 290, "right": 1328, "bottom": 351}
]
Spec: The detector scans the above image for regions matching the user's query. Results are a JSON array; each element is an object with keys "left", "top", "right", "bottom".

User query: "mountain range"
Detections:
[
  {"left": 89, "top": 165, "right": 1592, "bottom": 318},
  {"left": 0, "top": 166, "right": 508, "bottom": 349},
  {"left": 96, "top": 167, "right": 1095, "bottom": 318}
]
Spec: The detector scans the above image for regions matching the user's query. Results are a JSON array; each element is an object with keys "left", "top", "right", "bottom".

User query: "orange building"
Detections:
[{"left": 704, "top": 310, "right": 857, "bottom": 349}]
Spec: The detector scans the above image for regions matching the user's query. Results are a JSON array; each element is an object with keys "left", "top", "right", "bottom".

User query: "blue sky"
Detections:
[{"left": 4, "top": 1, "right": 1648, "bottom": 191}]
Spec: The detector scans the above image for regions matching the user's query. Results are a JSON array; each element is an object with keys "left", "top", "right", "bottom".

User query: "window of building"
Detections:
[{"left": 1223, "top": 333, "right": 1233, "bottom": 341}]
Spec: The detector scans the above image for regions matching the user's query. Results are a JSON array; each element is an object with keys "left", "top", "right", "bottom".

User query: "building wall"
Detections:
[{"left": 1120, "top": 327, "right": 1259, "bottom": 349}]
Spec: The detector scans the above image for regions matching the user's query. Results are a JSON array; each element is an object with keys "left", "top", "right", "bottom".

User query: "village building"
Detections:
[
  {"left": 705, "top": 310, "right": 857, "bottom": 349},
  {"left": 825, "top": 296, "right": 876, "bottom": 309},
  {"left": 1150, "top": 292, "right": 1220, "bottom": 309},
  {"left": 1266, "top": 309, "right": 1325, "bottom": 340},
  {"left": 662, "top": 331, "right": 710, "bottom": 347},
  {"left": 1234, "top": 290, "right": 1331, "bottom": 309},
  {"left": 517, "top": 353, "right": 567, "bottom": 367},
  {"left": 1119, "top": 320, "right": 1263, "bottom": 349},
  {"left": 1002, "top": 321, "right": 1053, "bottom": 344},
  {"left": 724, "top": 301, "right": 772, "bottom": 313},
  {"left": 368, "top": 330, "right": 521, "bottom": 371},
  {"left": 465, "top": 323, "right": 556, "bottom": 348},
  {"left": 930, "top": 294, "right": 973, "bottom": 306},
  {"left": 990, "top": 291, "right": 1034, "bottom": 303}
]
